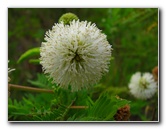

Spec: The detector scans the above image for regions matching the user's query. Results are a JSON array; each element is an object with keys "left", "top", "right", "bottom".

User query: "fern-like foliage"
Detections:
[
  {"left": 9, "top": 87, "right": 130, "bottom": 121},
  {"left": 8, "top": 92, "right": 73, "bottom": 121}
]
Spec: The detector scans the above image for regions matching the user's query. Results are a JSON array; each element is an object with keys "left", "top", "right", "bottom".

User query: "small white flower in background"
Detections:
[
  {"left": 8, "top": 61, "right": 15, "bottom": 82},
  {"left": 128, "top": 72, "right": 157, "bottom": 100},
  {"left": 40, "top": 20, "right": 112, "bottom": 91}
]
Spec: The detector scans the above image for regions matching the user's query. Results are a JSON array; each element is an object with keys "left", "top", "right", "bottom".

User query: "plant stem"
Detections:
[
  {"left": 70, "top": 106, "right": 88, "bottom": 109},
  {"left": 8, "top": 84, "right": 54, "bottom": 94}
]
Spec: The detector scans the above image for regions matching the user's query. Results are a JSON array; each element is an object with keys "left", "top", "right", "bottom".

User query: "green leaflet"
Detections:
[
  {"left": 8, "top": 93, "right": 55, "bottom": 121},
  {"left": 8, "top": 98, "right": 32, "bottom": 120},
  {"left": 17, "top": 47, "right": 40, "bottom": 64}
]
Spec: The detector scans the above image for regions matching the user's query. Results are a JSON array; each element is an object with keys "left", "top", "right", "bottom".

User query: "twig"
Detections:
[
  {"left": 68, "top": 98, "right": 89, "bottom": 109},
  {"left": 8, "top": 84, "right": 54, "bottom": 94},
  {"left": 70, "top": 106, "right": 88, "bottom": 109}
]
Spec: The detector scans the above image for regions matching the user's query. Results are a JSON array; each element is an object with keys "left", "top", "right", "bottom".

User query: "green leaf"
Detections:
[
  {"left": 17, "top": 47, "right": 40, "bottom": 64},
  {"left": 8, "top": 93, "right": 55, "bottom": 121}
]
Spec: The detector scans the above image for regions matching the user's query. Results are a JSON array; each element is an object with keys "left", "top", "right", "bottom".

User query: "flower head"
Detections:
[
  {"left": 128, "top": 72, "right": 157, "bottom": 99},
  {"left": 40, "top": 20, "right": 112, "bottom": 91}
]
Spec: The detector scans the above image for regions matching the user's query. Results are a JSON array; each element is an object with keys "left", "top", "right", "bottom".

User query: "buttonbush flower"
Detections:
[
  {"left": 40, "top": 20, "right": 112, "bottom": 91},
  {"left": 128, "top": 72, "right": 157, "bottom": 99}
]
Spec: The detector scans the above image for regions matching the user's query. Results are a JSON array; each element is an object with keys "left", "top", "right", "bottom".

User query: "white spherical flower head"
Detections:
[
  {"left": 40, "top": 20, "right": 112, "bottom": 91},
  {"left": 128, "top": 72, "right": 157, "bottom": 100}
]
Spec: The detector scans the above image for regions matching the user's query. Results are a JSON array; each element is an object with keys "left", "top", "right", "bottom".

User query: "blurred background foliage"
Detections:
[{"left": 8, "top": 8, "right": 158, "bottom": 121}]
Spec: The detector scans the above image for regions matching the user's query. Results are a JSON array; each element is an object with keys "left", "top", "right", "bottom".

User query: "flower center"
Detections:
[
  {"left": 139, "top": 77, "right": 149, "bottom": 89},
  {"left": 70, "top": 49, "right": 83, "bottom": 63},
  {"left": 74, "top": 53, "right": 81, "bottom": 61}
]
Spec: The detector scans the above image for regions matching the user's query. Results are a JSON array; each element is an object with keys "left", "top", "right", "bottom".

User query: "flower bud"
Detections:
[{"left": 58, "top": 13, "right": 78, "bottom": 25}]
